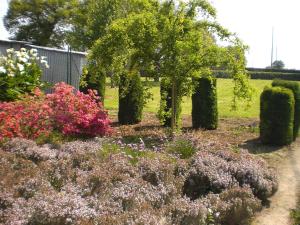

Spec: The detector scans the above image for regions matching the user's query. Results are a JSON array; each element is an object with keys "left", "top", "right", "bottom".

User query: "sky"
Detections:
[
  {"left": 0, "top": 0, "right": 300, "bottom": 69},
  {"left": 212, "top": 0, "right": 300, "bottom": 69}
]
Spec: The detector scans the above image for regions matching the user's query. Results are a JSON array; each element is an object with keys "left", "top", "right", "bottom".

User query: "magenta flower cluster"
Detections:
[
  {"left": 47, "top": 83, "right": 111, "bottom": 136},
  {"left": 0, "top": 82, "right": 111, "bottom": 141}
]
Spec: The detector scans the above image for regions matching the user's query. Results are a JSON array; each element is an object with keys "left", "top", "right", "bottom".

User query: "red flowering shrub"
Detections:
[
  {"left": 47, "top": 83, "right": 111, "bottom": 136},
  {"left": 0, "top": 92, "right": 53, "bottom": 140},
  {"left": 0, "top": 82, "right": 111, "bottom": 141}
]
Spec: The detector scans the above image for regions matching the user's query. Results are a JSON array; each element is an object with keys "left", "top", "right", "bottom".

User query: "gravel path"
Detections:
[{"left": 252, "top": 141, "right": 300, "bottom": 225}]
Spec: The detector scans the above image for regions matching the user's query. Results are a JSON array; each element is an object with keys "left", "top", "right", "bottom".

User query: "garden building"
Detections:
[{"left": 0, "top": 39, "right": 86, "bottom": 90}]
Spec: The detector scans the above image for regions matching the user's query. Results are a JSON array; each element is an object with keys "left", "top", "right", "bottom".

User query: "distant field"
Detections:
[{"left": 104, "top": 79, "right": 273, "bottom": 118}]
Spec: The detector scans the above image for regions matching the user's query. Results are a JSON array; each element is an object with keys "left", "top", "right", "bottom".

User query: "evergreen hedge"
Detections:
[
  {"left": 118, "top": 73, "right": 144, "bottom": 125},
  {"left": 260, "top": 87, "right": 295, "bottom": 145},
  {"left": 159, "top": 78, "right": 172, "bottom": 127},
  {"left": 159, "top": 78, "right": 181, "bottom": 127},
  {"left": 192, "top": 77, "right": 218, "bottom": 129},
  {"left": 214, "top": 70, "right": 300, "bottom": 81},
  {"left": 80, "top": 70, "right": 106, "bottom": 101},
  {"left": 272, "top": 80, "right": 300, "bottom": 140}
]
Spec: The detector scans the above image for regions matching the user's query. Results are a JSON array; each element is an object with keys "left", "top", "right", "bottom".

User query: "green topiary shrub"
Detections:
[
  {"left": 272, "top": 80, "right": 300, "bottom": 140},
  {"left": 158, "top": 78, "right": 181, "bottom": 127},
  {"left": 118, "top": 72, "right": 144, "bottom": 125},
  {"left": 260, "top": 86, "right": 295, "bottom": 145},
  {"left": 158, "top": 78, "right": 172, "bottom": 127},
  {"left": 80, "top": 68, "right": 106, "bottom": 102},
  {"left": 192, "top": 76, "right": 218, "bottom": 130}
]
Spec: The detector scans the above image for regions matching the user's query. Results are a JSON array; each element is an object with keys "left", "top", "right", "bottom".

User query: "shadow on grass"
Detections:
[
  {"left": 110, "top": 121, "right": 120, "bottom": 127},
  {"left": 181, "top": 127, "right": 213, "bottom": 133},
  {"left": 239, "top": 138, "right": 283, "bottom": 154}
]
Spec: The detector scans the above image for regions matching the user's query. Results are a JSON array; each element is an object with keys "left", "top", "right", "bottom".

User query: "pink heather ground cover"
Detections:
[{"left": 0, "top": 136, "right": 277, "bottom": 225}]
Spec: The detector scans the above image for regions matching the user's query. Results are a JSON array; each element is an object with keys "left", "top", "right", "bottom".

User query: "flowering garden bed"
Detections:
[
  {"left": 0, "top": 126, "right": 278, "bottom": 225},
  {"left": 0, "top": 78, "right": 279, "bottom": 224}
]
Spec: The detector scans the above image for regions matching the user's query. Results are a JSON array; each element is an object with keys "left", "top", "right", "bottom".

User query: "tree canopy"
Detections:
[
  {"left": 90, "top": 0, "right": 253, "bottom": 129},
  {"left": 272, "top": 60, "right": 285, "bottom": 69},
  {"left": 67, "top": 0, "right": 158, "bottom": 51},
  {"left": 4, "top": 0, "right": 77, "bottom": 47}
]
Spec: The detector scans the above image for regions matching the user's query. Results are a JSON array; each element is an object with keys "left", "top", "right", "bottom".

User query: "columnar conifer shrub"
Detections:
[
  {"left": 159, "top": 78, "right": 172, "bottom": 127},
  {"left": 158, "top": 78, "right": 181, "bottom": 127},
  {"left": 260, "top": 86, "right": 294, "bottom": 145},
  {"left": 118, "top": 72, "right": 144, "bottom": 125},
  {"left": 0, "top": 83, "right": 111, "bottom": 140},
  {"left": 80, "top": 67, "right": 106, "bottom": 102},
  {"left": 192, "top": 76, "right": 218, "bottom": 130},
  {"left": 272, "top": 79, "right": 300, "bottom": 140}
]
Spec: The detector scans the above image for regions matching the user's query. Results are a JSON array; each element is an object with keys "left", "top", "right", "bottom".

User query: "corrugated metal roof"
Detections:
[{"left": 0, "top": 39, "right": 87, "bottom": 56}]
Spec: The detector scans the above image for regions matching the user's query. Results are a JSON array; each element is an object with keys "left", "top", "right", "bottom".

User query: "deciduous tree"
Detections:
[
  {"left": 4, "top": 0, "right": 77, "bottom": 47},
  {"left": 90, "top": 0, "right": 253, "bottom": 130}
]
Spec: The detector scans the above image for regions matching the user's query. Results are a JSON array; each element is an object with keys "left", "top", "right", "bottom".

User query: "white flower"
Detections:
[
  {"left": 0, "top": 66, "right": 6, "bottom": 74},
  {"left": 41, "top": 56, "right": 47, "bottom": 60},
  {"left": 29, "top": 49, "right": 37, "bottom": 58},
  {"left": 20, "top": 48, "right": 26, "bottom": 52},
  {"left": 6, "top": 48, "right": 14, "bottom": 54},
  {"left": 41, "top": 59, "right": 49, "bottom": 69},
  {"left": 17, "top": 63, "right": 24, "bottom": 71},
  {"left": 9, "top": 63, "right": 15, "bottom": 70},
  {"left": 8, "top": 72, "right": 14, "bottom": 77},
  {"left": 30, "top": 49, "right": 37, "bottom": 54},
  {"left": 20, "top": 57, "right": 28, "bottom": 63},
  {"left": 16, "top": 51, "right": 22, "bottom": 58}
]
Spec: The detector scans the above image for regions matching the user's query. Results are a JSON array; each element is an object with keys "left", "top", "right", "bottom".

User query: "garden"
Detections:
[{"left": 1, "top": 1, "right": 300, "bottom": 225}]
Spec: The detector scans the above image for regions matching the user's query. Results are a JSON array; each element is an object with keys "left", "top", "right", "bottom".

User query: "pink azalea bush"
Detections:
[
  {"left": 47, "top": 83, "right": 110, "bottom": 136},
  {"left": 0, "top": 91, "right": 53, "bottom": 140},
  {"left": 0, "top": 82, "right": 111, "bottom": 141}
]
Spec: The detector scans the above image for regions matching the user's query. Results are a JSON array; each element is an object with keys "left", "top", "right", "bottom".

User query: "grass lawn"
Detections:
[{"left": 105, "top": 79, "right": 273, "bottom": 118}]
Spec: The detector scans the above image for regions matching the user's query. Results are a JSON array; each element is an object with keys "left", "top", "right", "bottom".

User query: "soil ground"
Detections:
[{"left": 252, "top": 140, "right": 300, "bottom": 225}]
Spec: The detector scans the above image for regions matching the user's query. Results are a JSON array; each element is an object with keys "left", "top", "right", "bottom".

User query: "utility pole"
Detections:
[{"left": 271, "top": 27, "right": 274, "bottom": 68}]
